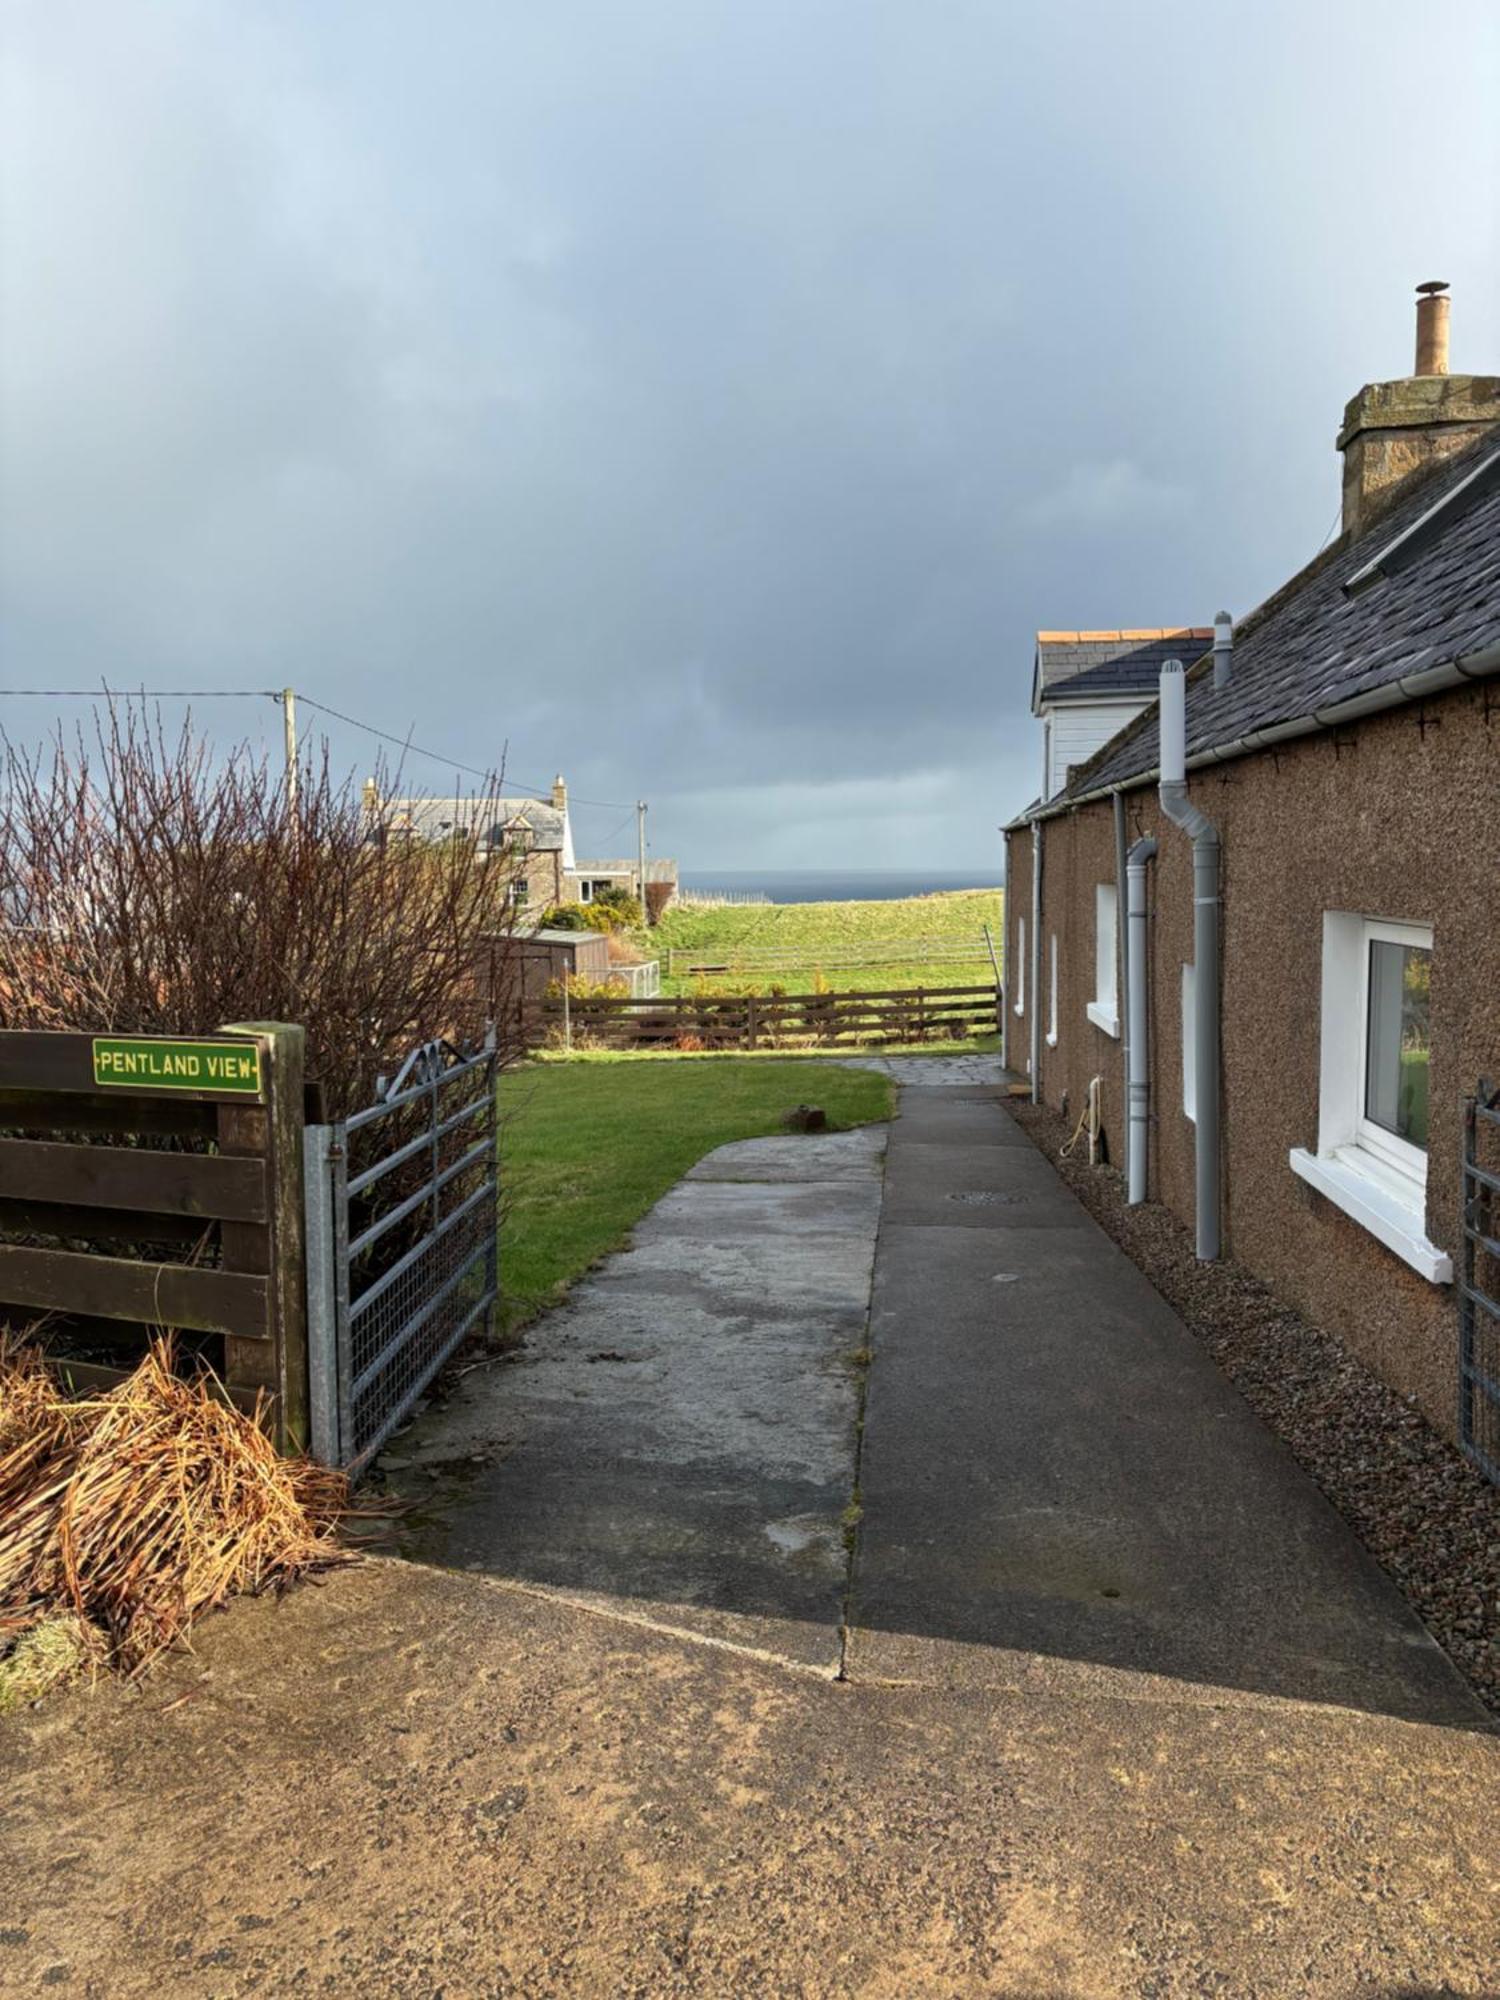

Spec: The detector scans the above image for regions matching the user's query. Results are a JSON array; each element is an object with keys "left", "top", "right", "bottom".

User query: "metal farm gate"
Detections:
[
  {"left": 1460, "top": 1078, "right": 1500, "bottom": 1486},
  {"left": 304, "top": 1035, "right": 498, "bottom": 1472}
]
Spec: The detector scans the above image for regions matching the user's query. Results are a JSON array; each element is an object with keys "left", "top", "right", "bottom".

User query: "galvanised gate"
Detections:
[{"left": 304, "top": 1035, "right": 498, "bottom": 1472}]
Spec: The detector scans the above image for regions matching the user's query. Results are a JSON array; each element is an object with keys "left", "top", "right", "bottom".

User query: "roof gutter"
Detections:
[{"left": 1009, "top": 633, "right": 1500, "bottom": 830}]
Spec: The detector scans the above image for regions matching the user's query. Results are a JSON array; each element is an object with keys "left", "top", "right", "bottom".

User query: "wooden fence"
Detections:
[
  {"left": 0, "top": 1025, "right": 308, "bottom": 1450},
  {"left": 531, "top": 982, "right": 1001, "bottom": 1051}
]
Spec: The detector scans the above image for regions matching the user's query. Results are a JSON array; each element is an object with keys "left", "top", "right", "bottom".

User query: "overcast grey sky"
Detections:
[{"left": 2, "top": 2, "right": 1497, "bottom": 873}]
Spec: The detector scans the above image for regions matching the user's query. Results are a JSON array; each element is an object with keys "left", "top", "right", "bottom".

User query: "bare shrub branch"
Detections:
[{"left": 0, "top": 707, "right": 523, "bottom": 1113}]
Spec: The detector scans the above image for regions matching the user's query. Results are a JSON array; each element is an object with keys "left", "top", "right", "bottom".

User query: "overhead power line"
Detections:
[{"left": 0, "top": 684, "right": 634, "bottom": 810}]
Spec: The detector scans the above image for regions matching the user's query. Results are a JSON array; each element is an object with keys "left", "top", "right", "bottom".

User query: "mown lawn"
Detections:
[
  {"left": 643, "top": 889, "right": 1004, "bottom": 996},
  {"left": 497, "top": 1056, "right": 894, "bottom": 1332}
]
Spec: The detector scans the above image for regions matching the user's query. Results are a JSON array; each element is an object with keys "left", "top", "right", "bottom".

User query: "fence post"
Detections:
[
  {"left": 746, "top": 993, "right": 758, "bottom": 1051},
  {"left": 302, "top": 1121, "right": 341, "bottom": 1465},
  {"left": 221, "top": 1021, "right": 308, "bottom": 1453}
]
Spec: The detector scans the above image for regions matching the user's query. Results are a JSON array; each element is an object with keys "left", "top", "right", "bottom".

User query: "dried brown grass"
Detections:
[{"left": 0, "top": 1336, "right": 352, "bottom": 1677}]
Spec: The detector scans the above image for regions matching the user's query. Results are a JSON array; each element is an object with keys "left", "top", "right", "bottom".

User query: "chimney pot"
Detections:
[{"left": 1415, "top": 280, "right": 1450, "bottom": 376}]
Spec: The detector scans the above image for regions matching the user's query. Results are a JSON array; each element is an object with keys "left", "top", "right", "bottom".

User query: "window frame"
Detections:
[
  {"left": 1013, "top": 916, "right": 1026, "bottom": 1017},
  {"left": 1086, "top": 882, "right": 1119, "bottom": 1037},
  {"left": 1354, "top": 918, "right": 1431, "bottom": 1185},
  {"left": 1288, "top": 911, "right": 1448, "bottom": 1284},
  {"left": 1181, "top": 962, "right": 1196, "bottom": 1123},
  {"left": 1046, "top": 934, "right": 1058, "bottom": 1047}
]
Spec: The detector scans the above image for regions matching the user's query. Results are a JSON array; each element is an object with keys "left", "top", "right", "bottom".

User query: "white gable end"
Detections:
[{"left": 1042, "top": 698, "right": 1150, "bottom": 798}]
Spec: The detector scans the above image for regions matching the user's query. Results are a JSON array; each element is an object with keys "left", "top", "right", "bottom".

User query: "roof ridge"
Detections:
[{"left": 1036, "top": 626, "right": 1215, "bottom": 644}]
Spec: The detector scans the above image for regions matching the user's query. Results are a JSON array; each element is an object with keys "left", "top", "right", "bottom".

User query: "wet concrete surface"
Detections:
[
  {"left": 848, "top": 1082, "right": 1486, "bottom": 1728},
  {"left": 389, "top": 1122, "right": 886, "bottom": 1669}
]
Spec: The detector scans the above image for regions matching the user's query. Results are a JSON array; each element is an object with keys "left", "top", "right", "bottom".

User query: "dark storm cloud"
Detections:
[{"left": 2, "top": 0, "right": 1496, "bottom": 867}]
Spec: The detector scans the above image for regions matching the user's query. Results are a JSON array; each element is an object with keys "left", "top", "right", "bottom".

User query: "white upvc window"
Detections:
[
  {"left": 1181, "top": 963, "right": 1196, "bottom": 1123},
  {"left": 1013, "top": 917, "right": 1026, "bottom": 1016},
  {"left": 1046, "top": 935, "right": 1058, "bottom": 1046},
  {"left": 1086, "top": 883, "right": 1119, "bottom": 1036},
  {"left": 1289, "top": 913, "right": 1448, "bottom": 1284}
]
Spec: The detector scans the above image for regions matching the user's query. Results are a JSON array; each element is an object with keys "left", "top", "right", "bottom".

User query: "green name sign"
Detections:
[{"left": 91, "top": 1037, "right": 263, "bottom": 1097}]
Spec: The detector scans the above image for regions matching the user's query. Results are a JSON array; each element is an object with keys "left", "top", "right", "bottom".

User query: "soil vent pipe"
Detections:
[
  {"left": 1158, "top": 659, "right": 1221, "bottom": 1260},
  {"left": 1212, "top": 610, "right": 1233, "bottom": 693},
  {"left": 1029, "top": 819, "right": 1042, "bottom": 1102}
]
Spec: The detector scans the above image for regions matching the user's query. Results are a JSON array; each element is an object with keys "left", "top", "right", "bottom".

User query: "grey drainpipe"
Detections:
[
  {"left": 1113, "top": 791, "right": 1129, "bottom": 1133},
  {"left": 1158, "top": 658, "right": 1221, "bottom": 1260},
  {"left": 1125, "top": 834, "right": 1157, "bottom": 1204},
  {"left": 1029, "top": 818, "right": 1042, "bottom": 1101}
]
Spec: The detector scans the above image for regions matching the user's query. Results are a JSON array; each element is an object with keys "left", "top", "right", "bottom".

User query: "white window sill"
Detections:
[
  {"left": 1086, "top": 1001, "right": 1119, "bottom": 1037},
  {"left": 1289, "top": 1146, "right": 1452, "bottom": 1284}
]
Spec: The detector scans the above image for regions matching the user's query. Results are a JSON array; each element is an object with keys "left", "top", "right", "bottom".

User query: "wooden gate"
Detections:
[{"left": 0, "top": 1024, "right": 309, "bottom": 1450}]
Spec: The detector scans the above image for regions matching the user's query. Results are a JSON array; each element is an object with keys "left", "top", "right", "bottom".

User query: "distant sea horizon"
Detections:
[{"left": 677, "top": 868, "right": 1003, "bottom": 905}]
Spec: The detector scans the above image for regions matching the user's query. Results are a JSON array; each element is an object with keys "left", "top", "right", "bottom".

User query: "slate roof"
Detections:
[
  {"left": 1034, "top": 629, "right": 1215, "bottom": 708},
  {"left": 377, "top": 795, "right": 567, "bottom": 849},
  {"left": 571, "top": 857, "right": 679, "bottom": 883},
  {"left": 1026, "top": 437, "right": 1500, "bottom": 819}
]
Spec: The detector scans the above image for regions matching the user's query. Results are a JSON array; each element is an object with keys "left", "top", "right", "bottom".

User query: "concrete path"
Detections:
[
  {"left": 393, "top": 1123, "right": 887, "bottom": 1669},
  {"left": 396, "top": 1058, "right": 1480, "bottom": 1729},
  {"left": 848, "top": 1076, "right": 1482, "bottom": 1726}
]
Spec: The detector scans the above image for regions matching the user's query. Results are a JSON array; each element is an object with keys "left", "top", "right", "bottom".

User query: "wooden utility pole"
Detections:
[
  {"left": 281, "top": 687, "right": 299, "bottom": 817},
  {"left": 637, "top": 800, "right": 649, "bottom": 924}
]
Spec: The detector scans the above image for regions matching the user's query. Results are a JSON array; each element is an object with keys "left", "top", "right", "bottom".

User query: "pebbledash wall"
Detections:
[{"left": 1006, "top": 680, "right": 1500, "bottom": 1441}]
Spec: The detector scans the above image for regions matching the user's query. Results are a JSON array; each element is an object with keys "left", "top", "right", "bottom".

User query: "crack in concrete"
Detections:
[{"left": 836, "top": 1093, "right": 894, "bottom": 1682}]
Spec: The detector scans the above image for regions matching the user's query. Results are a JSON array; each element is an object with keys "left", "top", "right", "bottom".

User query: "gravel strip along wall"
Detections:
[{"left": 1013, "top": 1098, "right": 1500, "bottom": 1719}]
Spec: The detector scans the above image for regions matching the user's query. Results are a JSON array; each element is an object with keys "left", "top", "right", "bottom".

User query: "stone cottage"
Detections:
[{"left": 364, "top": 773, "right": 576, "bottom": 913}]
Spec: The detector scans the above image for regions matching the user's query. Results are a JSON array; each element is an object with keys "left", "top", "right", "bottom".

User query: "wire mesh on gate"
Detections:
[
  {"left": 1460, "top": 1079, "right": 1500, "bottom": 1486},
  {"left": 306, "top": 1034, "right": 498, "bottom": 1471}
]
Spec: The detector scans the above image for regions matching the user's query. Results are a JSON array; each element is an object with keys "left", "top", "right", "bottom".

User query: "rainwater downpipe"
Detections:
[
  {"left": 1158, "top": 657, "right": 1221, "bottom": 1260},
  {"left": 1113, "top": 790, "right": 1129, "bottom": 1097},
  {"left": 1029, "top": 818, "right": 1042, "bottom": 1101},
  {"left": 1125, "top": 833, "right": 1156, "bottom": 1205}
]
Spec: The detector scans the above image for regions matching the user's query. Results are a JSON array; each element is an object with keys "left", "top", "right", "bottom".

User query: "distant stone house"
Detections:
[
  {"left": 1003, "top": 285, "right": 1500, "bottom": 1460},
  {"left": 564, "top": 856, "right": 679, "bottom": 911},
  {"left": 364, "top": 774, "right": 575, "bottom": 914}
]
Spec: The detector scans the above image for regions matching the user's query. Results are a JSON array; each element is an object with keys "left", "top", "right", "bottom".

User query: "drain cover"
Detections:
[{"left": 947, "top": 1189, "right": 1025, "bottom": 1207}]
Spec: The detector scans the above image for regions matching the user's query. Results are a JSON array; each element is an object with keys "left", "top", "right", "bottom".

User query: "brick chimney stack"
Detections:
[
  {"left": 1337, "top": 282, "right": 1500, "bottom": 538},
  {"left": 551, "top": 773, "right": 567, "bottom": 815}
]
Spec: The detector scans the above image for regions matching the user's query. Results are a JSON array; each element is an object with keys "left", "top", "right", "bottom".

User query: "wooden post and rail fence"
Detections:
[{"left": 521, "top": 980, "right": 1003, "bottom": 1051}]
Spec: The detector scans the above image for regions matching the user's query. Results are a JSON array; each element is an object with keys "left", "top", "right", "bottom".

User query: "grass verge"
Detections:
[
  {"left": 498, "top": 1056, "right": 894, "bottom": 1333},
  {"left": 529, "top": 1033, "right": 999, "bottom": 1065}
]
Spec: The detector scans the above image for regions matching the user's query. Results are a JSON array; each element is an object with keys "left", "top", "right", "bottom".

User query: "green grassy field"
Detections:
[
  {"left": 497, "top": 1056, "right": 894, "bottom": 1332},
  {"left": 642, "top": 888, "right": 1004, "bottom": 996}
]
